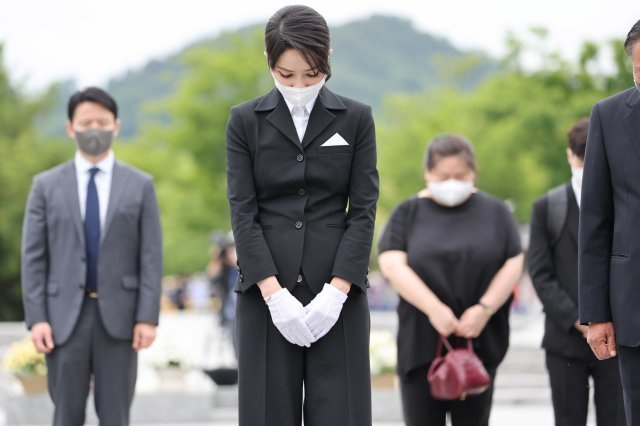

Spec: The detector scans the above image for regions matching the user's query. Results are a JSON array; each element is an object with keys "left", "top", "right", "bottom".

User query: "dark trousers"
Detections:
[
  {"left": 545, "top": 351, "right": 625, "bottom": 426},
  {"left": 236, "top": 282, "right": 372, "bottom": 426},
  {"left": 46, "top": 296, "right": 137, "bottom": 426},
  {"left": 399, "top": 363, "right": 497, "bottom": 426},
  {"left": 617, "top": 345, "right": 640, "bottom": 426}
]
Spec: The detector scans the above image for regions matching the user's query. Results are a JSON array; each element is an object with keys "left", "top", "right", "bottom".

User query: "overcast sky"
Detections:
[{"left": 0, "top": 0, "right": 637, "bottom": 92}]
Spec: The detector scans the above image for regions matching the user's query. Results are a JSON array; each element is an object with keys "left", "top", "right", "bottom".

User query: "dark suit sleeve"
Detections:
[
  {"left": 331, "top": 105, "right": 379, "bottom": 291},
  {"left": 21, "top": 176, "right": 49, "bottom": 328},
  {"left": 578, "top": 102, "right": 613, "bottom": 324},
  {"left": 136, "top": 178, "right": 163, "bottom": 324},
  {"left": 226, "top": 107, "right": 279, "bottom": 289},
  {"left": 528, "top": 197, "right": 579, "bottom": 331}
]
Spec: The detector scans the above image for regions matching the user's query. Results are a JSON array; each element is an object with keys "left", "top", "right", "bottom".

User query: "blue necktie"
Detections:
[{"left": 85, "top": 167, "right": 100, "bottom": 292}]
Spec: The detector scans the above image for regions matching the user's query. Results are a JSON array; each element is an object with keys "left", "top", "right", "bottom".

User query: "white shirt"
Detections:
[
  {"left": 571, "top": 168, "right": 583, "bottom": 208},
  {"left": 283, "top": 96, "right": 318, "bottom": 142},
  {"left": 75, "top": 150, "right": 115, "bottom": 228}
]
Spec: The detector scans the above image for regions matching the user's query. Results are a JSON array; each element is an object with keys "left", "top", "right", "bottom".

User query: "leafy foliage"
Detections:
[
  {"left": 0, "top": 25, "right": 634, "bottom": 320},
  {"left": 0, "top": 45, "right": 70, "bottom": 320}
]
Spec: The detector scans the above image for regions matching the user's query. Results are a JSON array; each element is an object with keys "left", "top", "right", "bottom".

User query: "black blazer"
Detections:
[
  {"left": 226, "top": 87, "right": 379, "bottom": 294},
  {"left": 579, "top": 87, "right": 640, "bottom": 346},
  {"left": 529, "top": 183, "right": 593, "bottom": 359}
]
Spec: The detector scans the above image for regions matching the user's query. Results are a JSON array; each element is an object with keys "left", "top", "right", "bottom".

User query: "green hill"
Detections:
[{"left": 39, "top": 15, "right": 497, "bottom": 138}]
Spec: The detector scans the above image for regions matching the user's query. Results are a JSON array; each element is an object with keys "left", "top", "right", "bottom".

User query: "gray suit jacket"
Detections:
[{"left": 21, "top": 159, "right": 163, "bottom": 345}]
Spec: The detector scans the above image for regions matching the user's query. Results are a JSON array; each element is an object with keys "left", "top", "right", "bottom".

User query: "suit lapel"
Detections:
[
  {"left": 258, "top": 89, "right": 302, "bottom": 150},
  {"left": 102, "top": 161, "right": 126, "bottom": 245},
  {"left": 60, "top": 161, "right": 85, "bottom": 250},
  {"left": 624, "top": 88, "right": 640, "bottom": 160},
  {"left": 302, "top": 87, "right": 346, "bottom": 149}
]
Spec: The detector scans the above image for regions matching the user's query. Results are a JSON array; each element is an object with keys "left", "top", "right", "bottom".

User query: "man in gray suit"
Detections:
[{"left": 21, "top": 87, "right": 163, "bottom": 426}]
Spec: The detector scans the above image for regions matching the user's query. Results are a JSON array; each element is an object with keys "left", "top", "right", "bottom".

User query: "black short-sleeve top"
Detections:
[{"left": 378, "top": 192, "right": 521, "bottom": 376}]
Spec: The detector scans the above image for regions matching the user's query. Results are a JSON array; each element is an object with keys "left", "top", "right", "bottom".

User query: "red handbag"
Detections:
[{"left": 427, "top": 335, "right": 491, "bottom": 400}]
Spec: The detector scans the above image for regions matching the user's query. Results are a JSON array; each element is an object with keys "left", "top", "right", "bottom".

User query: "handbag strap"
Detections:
[{"left": 438, "top": 335, "right": 474, "bottom": 355}]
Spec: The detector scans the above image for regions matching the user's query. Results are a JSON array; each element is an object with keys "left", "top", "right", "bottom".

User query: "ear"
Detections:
[
  {"left": 113, "top": 118, "right": 121, "bottom": 139},
  {"left": 66, "top": 121, "right": 75, "bottom": 140},
  {"left": 566, "top": 148, "right": 574, "bottom": 167}
]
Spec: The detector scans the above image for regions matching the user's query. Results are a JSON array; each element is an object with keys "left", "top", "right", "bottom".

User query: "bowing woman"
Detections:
[
  {"left": 225, "top": 5, "right": 379, "bottom": 426},
  {"left": 378, "top": 135, "right": 523, "bottom": 426}
]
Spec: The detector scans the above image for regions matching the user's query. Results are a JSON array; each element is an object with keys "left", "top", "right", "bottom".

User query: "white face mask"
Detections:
[
  {"left": 429, "top": 179, "right": 474, "bottom": 207},
  {"left": 273, "top": 74, "right": 326, "bottom": 109}
]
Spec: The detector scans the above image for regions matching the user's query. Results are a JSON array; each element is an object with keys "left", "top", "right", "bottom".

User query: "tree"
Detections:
[
  {"left": 0, "top": 45, "right": 69, "bottom": 320},
  {"left": 376, "top": 35, "right": 632, "bottom": 227},
  {"left": 118, "top": 28, "right": 272, "bottom": 275}
]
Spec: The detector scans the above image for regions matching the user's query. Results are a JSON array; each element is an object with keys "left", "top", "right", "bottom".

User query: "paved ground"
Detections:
[{"left": 1, "top": 303, "right": 597, "bottom": 425}]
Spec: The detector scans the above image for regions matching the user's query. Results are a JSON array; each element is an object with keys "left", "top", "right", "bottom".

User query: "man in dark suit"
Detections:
[
  {"left": 579, "top": 19, "right": 640, "bottom": 425},
  {"left": 21, "top": 87, "right": 163, "bottom": 426},
  {"left": 529, "top": 118, "right": 625, "bottom": 425}
]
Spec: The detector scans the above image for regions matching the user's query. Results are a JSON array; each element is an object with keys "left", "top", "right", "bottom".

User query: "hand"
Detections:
[
  {"left": 574, "top": 321, "right": 589, "bottom": 339},
  {"left": 31, "top": 322, "right": 54, "bottom": 354},
  {"left": 266, "top": 288, "right": 315, "bottom": 347},
  {"left": 456, "top": 304, "right": 491, "bottom": 338},
  {"left": 587, "top": 322, "right": 617, "bottom": 360},
  {"left": 133, "top": 323, "right": 157, "bottom": 351},
  {"left": 427, "top": 303, "right": 459, "bottom": 337},
  {"left": 304, "top": 283, "right": 348, "bottom": 340}
]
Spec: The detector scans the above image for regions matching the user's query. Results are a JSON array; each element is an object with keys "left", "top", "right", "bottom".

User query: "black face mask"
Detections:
[{"left": 75, "top": 129, "right": 113, "bottom": 156}]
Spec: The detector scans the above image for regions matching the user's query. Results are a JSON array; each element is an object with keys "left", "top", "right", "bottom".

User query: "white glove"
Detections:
[
  {"left": 266, "top": 288, "right": 316, "bottom": 347},
  {"left": 304, "top": 283, "right": 348, "bottom": 340}
]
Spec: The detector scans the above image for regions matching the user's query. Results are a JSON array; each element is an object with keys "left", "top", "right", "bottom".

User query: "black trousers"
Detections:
[
  {"left": 617, "top": 345, "right": 640, "bottom": 426},
  {"left": 236, "top": 282, "right": 372, "bottom": 426},
  {"left": 399, "top": 363, "right": 497, "bottom": 426},
  {"left": 545, "top": 351, "right": 625, "bottom": 426},
  {"left": 45, "top": 296, "right": 137, "bottom": 426}
]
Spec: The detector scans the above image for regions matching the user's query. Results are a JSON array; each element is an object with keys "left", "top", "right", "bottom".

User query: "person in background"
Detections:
[
  {"left": 579, "top": 18, "right": 640, "bottom": 425},
  {"left": 378, "top": 134, "right": 523, "bottom": 426},
  {"left": 528, "top": 118, "right": 625, "bottom": 426},
  {"left": 208, "top": 232, "right": 238, "bottom": 357},
  {"left": 226, "top": 5, "right": 378, "bottom": 426},
  {"left": 21, "top": 87, "right": 163, "bottom": 426}
]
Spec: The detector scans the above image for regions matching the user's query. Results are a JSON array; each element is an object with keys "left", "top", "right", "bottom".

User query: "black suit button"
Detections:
[
  {"left": 297, "top": 275, "right": 303, "bottom": 283},
  {"left": 296, "top": 154, "right": 304, "bottom": 162},
  {"left": 79, "top": 283, "right": 85, "bottom": 289},
  {"left": 298, "top": 188, "right": 306, "bottom": 196},
  {"left": 295, "top": 221, "right": 303, "bottom": 229}
]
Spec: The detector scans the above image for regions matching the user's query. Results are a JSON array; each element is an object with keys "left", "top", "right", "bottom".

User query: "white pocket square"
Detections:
[{"left": 321, "top": 133, "right": 350, "bottom": 147}]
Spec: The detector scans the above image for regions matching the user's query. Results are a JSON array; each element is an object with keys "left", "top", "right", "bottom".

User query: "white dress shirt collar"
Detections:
[
  {"left": 282, "top": 95, "right": 318, "bottom": 116},
  {"left": 283, "top": 95, "right": 318, "bottom": 142},
  {"left": 74, "top": 150, "right": 115, "bottom": 175}
]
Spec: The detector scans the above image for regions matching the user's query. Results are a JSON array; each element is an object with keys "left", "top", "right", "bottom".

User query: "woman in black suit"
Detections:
[
  {"left": 225, "top": 5, "right": 379, "bottom": 426},
  {"left": 378, "top": 135, "right": 523, "bottom": 426}
]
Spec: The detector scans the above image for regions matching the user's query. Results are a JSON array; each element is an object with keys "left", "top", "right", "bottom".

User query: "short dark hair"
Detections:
[
  {"left": 425, "top": 134, "right": 477, "bottom": 172},
  {"left": 568, "top": 118, "right": 589, "bottom": 159},
  {"left": 265, "top": 5, "right": 332, "bottom": 80},
  {"left": 624, "top": 19, "right": 640, "bottom": 56},
  {"left": 67, "top": 87, "right": 118, "bottom": 121}
]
